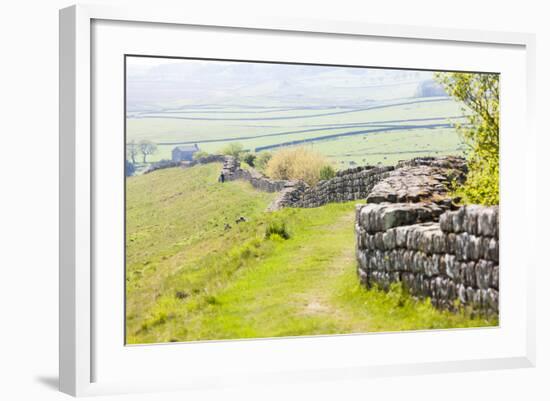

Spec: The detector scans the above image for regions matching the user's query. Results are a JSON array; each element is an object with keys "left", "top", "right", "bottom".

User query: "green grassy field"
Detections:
[
  {"left": 126, "top": 164, "right": 495, "bottom": 344},
  {"left": 127, "top": 97, "right": 467, "bottom": 167}
]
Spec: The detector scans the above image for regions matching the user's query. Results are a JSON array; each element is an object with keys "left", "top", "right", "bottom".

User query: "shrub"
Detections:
[
  {"left": 453, "top": 158, "right": 499, "bottom": 205},
  {"left": 435, "top": 72, "right": 499, "bottom": 205},
  {"left": 192, "top": 150, "right": 209, "bottom": 160},
  {"left": 220, "top": 142, "right": 244, "bottom": 158},
  {"left": 265, "top": 147, "right": 331, "bottom": 186},
  {"left": 265, "top": 220, "right": 290, "bottom": 240},
  {"left": 242, "top": 152, "right": 257, "bottom": 167},
  {"left": 255, "top": 152, "right": 272, "bottom": 172},
  {"left": 319, "top": 164, "right": 336, "bottom": 181}
]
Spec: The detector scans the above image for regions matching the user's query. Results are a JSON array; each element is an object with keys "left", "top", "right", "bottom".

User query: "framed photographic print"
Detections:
[{"left": 59, "top": 4, "right": 536, "bottom": 397}]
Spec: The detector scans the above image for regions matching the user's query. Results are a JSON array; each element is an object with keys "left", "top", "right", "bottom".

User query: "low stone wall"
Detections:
[
  {"left": 291, "top": 165, "right": 394, "bottom": 208},
  {"left": 355, "top": 203, "right": 499, "bottom": 315},
  {"left": 144, "top": 154, "right": 228, "bottom": 174},
  {"left": 219, "top": 157, "right": 402, "bottom": 210},
  {"left": 143, "top": 159, "right": 181, "bottom": 174},
  {"left": 217, "top": 155, "right": 468, "bottom": 212},
  {"left": 182, "top": 154, "right": 226, "bottom": 167},
  {"left": 221, "top": 156, "right": 291, "bottom": 193}
]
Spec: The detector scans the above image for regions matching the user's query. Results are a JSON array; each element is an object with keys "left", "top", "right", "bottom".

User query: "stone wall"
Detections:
[
  {"left": 197, "top": 155, "right": 468, "bottom": 214},
  {"left": 355, "top": 202, "right": 499, "bottom": 315},
  {"left": 143, "top": 159, "right": 181, "bottom": 174},
  {"left": 182, "top": 154, "right": 226, "bottom": 167},
  {"left": 144, "top": 154, "right": 227, "bottom": 175},
  {"left": 219, "top": 156, "right": 405, "bottom": 210},
  {"left": 290, "top": 165, "right": 394, "bottom": 208},
  {"left": 221, "top": 156, "right": 290, "bottom": 193}
]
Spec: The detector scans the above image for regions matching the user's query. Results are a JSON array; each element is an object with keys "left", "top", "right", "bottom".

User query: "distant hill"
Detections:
[{"left": 126, "top": 57, "right": 441, "bottom": 111}]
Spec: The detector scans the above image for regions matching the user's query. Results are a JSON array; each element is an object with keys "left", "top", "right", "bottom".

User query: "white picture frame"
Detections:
[{"left": 59, "top": 3, "right": 536, "bottom": 397}]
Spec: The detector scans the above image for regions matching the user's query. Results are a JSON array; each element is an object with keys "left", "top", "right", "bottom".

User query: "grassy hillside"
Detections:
[{"left": 126, "top": 164, "right": 495, "bottom": 344}]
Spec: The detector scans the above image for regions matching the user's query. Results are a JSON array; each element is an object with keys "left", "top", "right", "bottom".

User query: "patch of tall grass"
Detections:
[{"left": 265, "top": 146, "right": 335, "bottom": 186}]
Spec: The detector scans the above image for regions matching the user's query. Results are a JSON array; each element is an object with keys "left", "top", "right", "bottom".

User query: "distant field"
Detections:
[{"left": 126, "top": 96, "right": 468, "bottom": 167}]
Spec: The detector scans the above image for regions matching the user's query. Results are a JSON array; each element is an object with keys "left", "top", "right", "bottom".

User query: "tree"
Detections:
[
  {"left": 126, "top": 140, "right": 138, "bottom": 164},
  {"left": 220, "top": 142, "right": 244, "bottom": 158},
  {"left": 139, "top": 140, "right": 157, "bottom": 163},
  {"left": 242, "top": 152, "right": 256, "bottom": 167},
  {"left": 434, "top": 72, "right": 499, "bottom": 205}
]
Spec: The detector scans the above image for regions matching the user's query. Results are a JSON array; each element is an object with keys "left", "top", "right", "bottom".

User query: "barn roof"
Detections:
[{"left": 173, "top": 144, "right": 199, "bottom": 152}]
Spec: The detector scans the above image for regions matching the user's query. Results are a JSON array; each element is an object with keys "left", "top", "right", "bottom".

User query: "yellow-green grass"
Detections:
[
  {"left": 126, "top": 164, "right": 496, "bottom": 344},
  {"left": 125, "top": 163, "right": 277, "bottom": 337}
]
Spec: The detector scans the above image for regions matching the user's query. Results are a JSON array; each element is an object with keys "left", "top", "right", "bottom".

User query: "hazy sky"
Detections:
[{"left": 126, "top": 56, "right": 439, "bottom": 110}]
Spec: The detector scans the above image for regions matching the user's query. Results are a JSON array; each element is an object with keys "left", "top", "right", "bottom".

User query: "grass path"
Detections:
[{"left": 196, "top": 208, "right": 365, "bottom": 339}]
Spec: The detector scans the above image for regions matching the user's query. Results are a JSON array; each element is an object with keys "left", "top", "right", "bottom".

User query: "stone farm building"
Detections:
[{"left": 172, "top": 144, "right": 199, "bottom": 162}]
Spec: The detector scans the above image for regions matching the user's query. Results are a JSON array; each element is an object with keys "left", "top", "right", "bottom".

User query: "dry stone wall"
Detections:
[
  {"left": 221, "top": 156, "right": 290, "bottom": 193},
  {"left": 145, "top": 154, "right": 228, "bottom": 174},
  {"left": 355, "top": 202, "right": 499, "bottom": 315},
  {"left": 291, "top": 165, "right": 394, "bottom": 208},
  {"left": 219, "top": 156, "right": 397, "bottom": 210}
]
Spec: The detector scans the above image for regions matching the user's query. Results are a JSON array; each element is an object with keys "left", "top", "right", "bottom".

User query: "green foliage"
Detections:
[
  {"left": 192, "top": 150, "right": 209, "bottom": 160},
  {"left": 336, "top": 279, "right": 496, "bottom": 332},
  {"left": 242, "top": 152, "right": 257, "bottom": 167},
  {"left": 435, "top": 72, "right": 499, "bottom": 205},
  {"left": 255, "top": 152, "right": 272, "bottom": 172},
  {"left": 265, "top": 219, "right": 290, "bottom": 240},
  {"left": 453, "top": 158, "right": 499, "bottom": 206},
  {"left": 319, "top": 164, "right": 336, "bottom": 181},
  {"left": 220, "top": 142, "right": 244, "bottom": 158}
]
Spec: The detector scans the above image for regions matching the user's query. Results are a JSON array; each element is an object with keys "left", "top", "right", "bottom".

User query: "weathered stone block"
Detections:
[
  {"left": 475, "top": 260, "right": 493, "bottom": 289},
  {"left": 477, "top": 206, "right": 499, "bottom": 238},
  {"left": 382, "top": 229, "right": 397, "bottom": 250},
  {"left": 444, "top": 254, "right": 458, "bottom": 279},
  {"left": 466, "top": 235, "right": 482, "bottom": 261},
  {"left": 452, "top": 207, "right": 466, "bottom": 233}
]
